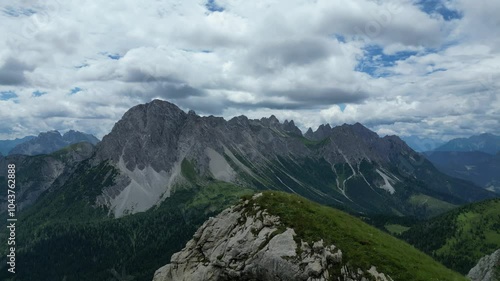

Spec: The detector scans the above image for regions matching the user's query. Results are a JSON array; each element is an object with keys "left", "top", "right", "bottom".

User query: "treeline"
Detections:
[
  {"left": 401, "top": 198, "right": 500, "bottom": 274},
  {"left": 0, "top": 182, "right": 251, "bottom": 281}
]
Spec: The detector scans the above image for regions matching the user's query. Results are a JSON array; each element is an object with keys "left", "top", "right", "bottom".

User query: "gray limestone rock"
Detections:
[
  {"left": 468, "top": 249, "right": 500, "bottom": 281},
  {"left": 87, "top": 99, "right": 493, "bottom": 218},
  {"left": 152, "top": 194, "right": 393, "bottom": 281}
]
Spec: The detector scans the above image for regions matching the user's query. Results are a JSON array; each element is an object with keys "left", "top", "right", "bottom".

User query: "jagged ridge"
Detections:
[{"left": 91, "top": 99, "right": 494, "bottom": 218}]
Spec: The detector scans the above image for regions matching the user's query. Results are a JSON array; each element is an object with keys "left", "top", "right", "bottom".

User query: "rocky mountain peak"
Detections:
[
  {"left": 305, "top": 127, "right": 314, "bottom": 138},
  {"left": 123, "top": 99, "right": 186, "bottom": 123},
  {"left": 259, "top": 115, "right": 281, "bottom": 127},
  {"left": 332, "top": 123, "right": 380, "bottom": 144},
  {"left": 96, "top": 99, "right": 188, "bottom": 170},
  {"left": 63, "top": 130, "right": 100, "bottom": 144},
  {"left": 89, "top": 99, "right": 494, "bottom": 218},
  {"left": 37, "top": 130, "right": 62, "bottom": 140},
  {"left": 308, "top": 123, "right": 332, "bottom": 140},
  {"left": 153, "top": 193, "right": 393, "bottom": 281},
  {"left": 283, "top": 119, "right": 302, "bottom": 136}
]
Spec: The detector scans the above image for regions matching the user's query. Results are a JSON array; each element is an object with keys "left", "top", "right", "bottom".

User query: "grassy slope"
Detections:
[
  {"left": 248, "top": 191, "right": 467, "bottom": 281},
  {"left": 402, "top": 198, "right": 500, "bottom": 274},
  {"left": 409, "top": 194, "right": 457, "bottom": 217},
  {"left": 385, "top": 224, "right": 411, "bottom": 235}
]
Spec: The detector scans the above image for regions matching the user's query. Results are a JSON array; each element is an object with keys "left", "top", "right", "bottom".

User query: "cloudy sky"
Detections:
[{"left": 0, "top": 0, "right": 499, "bottom": 141}]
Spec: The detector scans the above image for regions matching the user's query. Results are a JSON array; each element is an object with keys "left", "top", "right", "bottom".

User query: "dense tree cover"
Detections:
[
  {"left": 8, "top": 193, "right": 195, "bottom": 280},
  {"left": 0, "top": 158, "right": 252, "bottom": 281},
  {"left": 401, "top": 198, "right": 500, "bottom": 274}
]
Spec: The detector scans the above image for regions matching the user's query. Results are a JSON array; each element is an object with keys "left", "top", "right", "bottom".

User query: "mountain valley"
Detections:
[{"left": 0, "top": 100, "right": 498, "bottom": 280}]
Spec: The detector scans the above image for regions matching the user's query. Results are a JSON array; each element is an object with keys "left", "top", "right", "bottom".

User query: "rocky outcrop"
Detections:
[
  {"left": 152, "top": 194, "right": 393, "bottom": 281},
  {"left": 468, "top": 249, "right": 500, "bottom": 281}
]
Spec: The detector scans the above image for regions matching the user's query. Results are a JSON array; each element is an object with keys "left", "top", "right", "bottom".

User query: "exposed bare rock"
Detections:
[
  {"left": 152, "top": 194, "right": 393, "bottom": 281},
  {"left": 84, "top": 99, "right": 493, "bottom": 218},
  {"left": 468, "top": 249, "right": 500, "bottom": 281}
]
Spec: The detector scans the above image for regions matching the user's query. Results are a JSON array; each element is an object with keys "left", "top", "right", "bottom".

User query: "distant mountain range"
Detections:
[
  {"left": 434, "top": 133, "right": 500, "bottom": 155},
  {"left": 425, "top": 151, "right": 500, "bottom": 194},
  {"left": 422, "top": 133, "right": 500, "bottom": 194},
  {"left": 8, "top": 130, "right": 99, "bottom": 156},
  {"left": 0, "top": 135, "right": 36, "bottom": 155}
]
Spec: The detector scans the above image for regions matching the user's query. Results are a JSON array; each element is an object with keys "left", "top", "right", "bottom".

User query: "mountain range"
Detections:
[
  {"left": 425, "top": 151, "right": 500, "bottom": 194},
  {"left": 433, "top": 133, "right": 500, "bottom": 155},
  {"left": 7, "top": 130, "right": 99, "bottom": 156},
  {"left": 422, "top": 133, "right": 500, "bottom": 194},
  {"left": 85, "top": 100, "right": 494, "bottom": 218},
  {"left": 0, "top": 136, "right": 36, "bottom": 155},
  {"left": 402, "top": 133, "right": 500, "bottom": 155},
  {"left": 0, "top": 99, "right": 498, "bottom": 280}
]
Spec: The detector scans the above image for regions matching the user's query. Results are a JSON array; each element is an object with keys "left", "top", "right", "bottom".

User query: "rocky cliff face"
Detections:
[
  {"left": 152, "top": 193, "right": 393, "bottom": 281},
  {"left": 468, "top": 249, "right": 500, "bottom": 281},
  {"left": 9, "top": 130, "right": 99, "bottom": 156},
  {"left": 88, "top": 99, "right": 493, "bottom": 218}
]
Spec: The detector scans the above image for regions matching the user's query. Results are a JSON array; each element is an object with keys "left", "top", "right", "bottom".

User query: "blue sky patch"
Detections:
[
  {"left": 334, "top": 34, "right": 346, "bottom": 43},
  {"left": 0, "top": 91, "right": 18, "bottom": 101},
  {"left": 75, "top": 63, "right": 89, "bottom": 69},
  {"left": 416, "top": 0, "right": 462, "bottom": 21},
  {"left": 32, "top": 90, "right": 47, "bottom": 97},
  {"left": 426, "top": 68, "right": 447, "bottom": 75},
  {"left": 69, "top": 87, "right": 82, "bottom": 95},
  {"left": 355, "top": 45, "right": 417, "bottom": 77},
  {"left": 206, "top": 0, "right": 224, "bottom": 12},
  {"left": 108, "top": 54, "right": 121, "bottom": 60},
  {"left": 3, "top": 6, "right": 36, "bottom": 17},
  {"left": 182, "top": 49, "right": 213, "bottom": 54}
]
